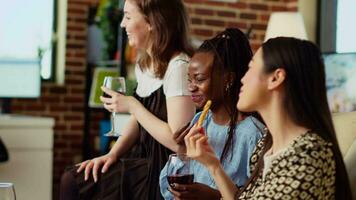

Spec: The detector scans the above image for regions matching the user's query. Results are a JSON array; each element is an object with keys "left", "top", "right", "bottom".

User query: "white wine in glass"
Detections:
[
  {"left": 0, "top": 183, "right": 16, "bottom": 200},
  {"left": 102, "top": 76, "right": 126, "bottom": 137}
]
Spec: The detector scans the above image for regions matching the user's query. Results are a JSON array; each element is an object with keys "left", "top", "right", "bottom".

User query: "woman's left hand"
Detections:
[
  {"left": 168, "top": 182, "right": 221, "bottom": 200},
  {"left": 100, "top": 86, "right": 136, "bottom": 113}
]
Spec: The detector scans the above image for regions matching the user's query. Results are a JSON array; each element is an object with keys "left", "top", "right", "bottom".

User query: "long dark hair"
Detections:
[
  {"left": 262, "top": 37, "right": 351, "bottom": 199},
  {"left": 132, "top": 0, "right": 193, "bottom": 78},
  {"left": 197, "top": 28, "right": 253, "bottom": 162}
]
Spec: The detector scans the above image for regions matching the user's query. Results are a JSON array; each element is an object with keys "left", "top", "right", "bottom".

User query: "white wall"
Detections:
[{"left": 299, "top": 0, "right": 317, "bottom": 43}]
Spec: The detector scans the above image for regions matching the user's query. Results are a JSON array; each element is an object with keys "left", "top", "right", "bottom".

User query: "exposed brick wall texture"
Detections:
[
  {"left": 10, "top": 0, "right": 299, "bottom": 199},
  {"left": 184, "top": 0, "right": 297, "bottom": 51}
]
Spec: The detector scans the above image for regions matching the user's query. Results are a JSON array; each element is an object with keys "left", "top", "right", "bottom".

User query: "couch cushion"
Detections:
[
  {"left": 332, "top": 111, "right": 356, "bottom": 199},
  {"left": 332, "top": 111, "right": 356, "bottom": 156}
]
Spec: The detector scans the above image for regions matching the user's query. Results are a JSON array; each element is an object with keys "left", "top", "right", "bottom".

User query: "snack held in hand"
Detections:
[{"left": 197, "top": 100, "right": 211, "bottom": 127}]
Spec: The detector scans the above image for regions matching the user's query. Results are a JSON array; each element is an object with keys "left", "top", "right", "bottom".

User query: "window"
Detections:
[
  {"left": 319, "top": 0, "right": 356, "bottom": 53},
  {"left": 0, "top": 0, "right": 55, "bottom": 80},
  {"left": 336, "top": 0, "right": 356, "bottom": 53}
]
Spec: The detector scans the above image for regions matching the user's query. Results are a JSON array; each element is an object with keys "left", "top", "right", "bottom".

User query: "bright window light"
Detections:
[
  {"left": 336, "top": 0, "right": 356, "bottom": 53},
  {"left": 0, "top": 0, "right": 54, "bottom": 79}
]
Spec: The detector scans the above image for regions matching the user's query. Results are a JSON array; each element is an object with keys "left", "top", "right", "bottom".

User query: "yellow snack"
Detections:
[{"left": 197, "top": 100, "right": 212, "bottom": 127}]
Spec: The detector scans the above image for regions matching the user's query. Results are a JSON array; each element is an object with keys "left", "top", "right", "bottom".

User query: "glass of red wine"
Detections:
[
  {"left": 102, "top": 76, "right": 126, "bottom": 137},
  {"left": 167, "top": 153, "right": 194, "bottom": 189}
]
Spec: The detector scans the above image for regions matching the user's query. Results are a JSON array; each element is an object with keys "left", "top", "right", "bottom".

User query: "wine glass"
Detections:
[
  {"left": 0, "top": 183, "right": 16, "bottom": 200},
  {"left": 166, "top": 153, "right": 194, "bottom": 189},
  {"left": 102, "top": 76, "right": 126, "bottom": 137}
]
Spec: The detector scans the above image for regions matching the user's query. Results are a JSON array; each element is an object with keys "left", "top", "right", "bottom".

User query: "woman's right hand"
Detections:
[
  {"left": 184, "top": 124, "right": 220, "bottom": 171},
  {"left": 76, "top": 152, "right": 117, "bottom": 182}
]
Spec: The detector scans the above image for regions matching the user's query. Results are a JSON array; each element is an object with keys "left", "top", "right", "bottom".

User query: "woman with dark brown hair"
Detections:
[
  {"left": 59, "top": 0, "right": 195, "bottom": 199},
  {"left": 185, "top": 37, "right": 352, "bottom": 199}
]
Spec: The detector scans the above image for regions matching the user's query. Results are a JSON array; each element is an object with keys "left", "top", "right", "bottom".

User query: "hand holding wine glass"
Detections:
[
  {"left": 166, "top": 153, "right": 194, "bottom": 190},
  {"left": 0, "top": 183, "right": 16, "bottom": 200},
  {"left": 101, "top": 76, "right": 126, "bottom": 137},
  {"left": 168, "top": 182, "right": 221, "bottom": 200}
]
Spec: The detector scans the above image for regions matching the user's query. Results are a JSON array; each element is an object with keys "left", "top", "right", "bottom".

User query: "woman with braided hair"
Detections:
[{"left": 159, "top": 28, "right": 265, "bottom": 200}]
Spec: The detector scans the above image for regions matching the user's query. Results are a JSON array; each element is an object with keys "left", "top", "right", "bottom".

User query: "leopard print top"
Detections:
[{"left": 237, "top": 132, "right": 336, "bottom": 200}]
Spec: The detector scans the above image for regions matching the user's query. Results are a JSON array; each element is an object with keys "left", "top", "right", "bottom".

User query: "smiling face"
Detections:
[
  {"left": 188, "top": 52, "right": 214, "bottom": 108},
  {"left": 237, "top": 48, "right": 270, "bottom": 112},
  {"left": 120, "top": 0, "right": 151, "bottom": 50}
]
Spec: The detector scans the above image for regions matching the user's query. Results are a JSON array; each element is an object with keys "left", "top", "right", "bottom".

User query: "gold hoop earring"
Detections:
[{"left": 225, "top": 82, "right": 232, "bottom": 92}]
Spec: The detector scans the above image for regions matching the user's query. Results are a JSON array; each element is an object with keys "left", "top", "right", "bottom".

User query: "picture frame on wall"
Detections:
[{"left": 323, "top": 53, "right": 356, "bottom": 113}]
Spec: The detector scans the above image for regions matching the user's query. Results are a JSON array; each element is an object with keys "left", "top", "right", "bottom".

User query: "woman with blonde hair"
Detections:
[{"left": 60, "top": 0, "right": 195, "bottom": 199}]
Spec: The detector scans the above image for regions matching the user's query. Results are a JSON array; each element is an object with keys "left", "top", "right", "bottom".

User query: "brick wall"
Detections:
[
  {"left": 184, "top": 0, "right": 298, "bottom": 51},
  {"left": 10, "top": 0, "right": 300, "bottom": 199}
]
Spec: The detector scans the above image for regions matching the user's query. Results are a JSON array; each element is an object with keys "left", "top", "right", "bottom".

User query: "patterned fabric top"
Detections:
[{"left": 238, "top": 132, "right": 336, "bottom": 200}]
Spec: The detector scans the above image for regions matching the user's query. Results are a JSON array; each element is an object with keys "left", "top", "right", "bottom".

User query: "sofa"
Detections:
[{"left": 332, "top": 111, "right": 356, "bottom": 199}]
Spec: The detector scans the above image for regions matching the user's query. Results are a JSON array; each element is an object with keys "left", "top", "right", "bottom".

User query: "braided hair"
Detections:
[{"left": 196, "top": 28, "right": 253, "bottom": 162}]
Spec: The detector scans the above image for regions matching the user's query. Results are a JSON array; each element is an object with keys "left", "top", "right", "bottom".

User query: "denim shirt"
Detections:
[{"left": 159, "top": 111, "right": 264, "bottom": 199}]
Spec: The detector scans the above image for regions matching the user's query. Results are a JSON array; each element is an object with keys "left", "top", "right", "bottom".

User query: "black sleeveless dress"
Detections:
[{"left": 69, "top": 87, "right": 172, "bottom": 200}]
